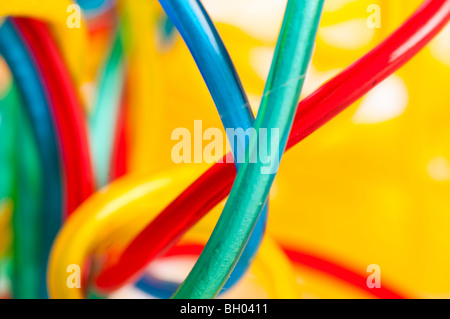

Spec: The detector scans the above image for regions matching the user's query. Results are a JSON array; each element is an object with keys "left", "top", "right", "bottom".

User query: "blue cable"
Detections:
[
  {"left": 76, "top": 0, "right": 114, "bottom": 17},
  {"left": 135, "top": 0, "right": 268, "bottom": 297},
  {"left": 0, "top": 19, "right": 63, "bottom": 298},
  {"left": 14, "top": 84, "right": 44, "bottom": 300}
]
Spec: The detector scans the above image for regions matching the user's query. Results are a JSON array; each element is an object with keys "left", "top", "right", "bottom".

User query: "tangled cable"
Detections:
[{"left": 0, "top": 0, "right": 449, "bottom": 299}]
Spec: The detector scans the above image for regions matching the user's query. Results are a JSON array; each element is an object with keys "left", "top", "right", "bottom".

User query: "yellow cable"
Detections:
[
  {"left": 48, "top": 165, "right": 206, "bottom": 298},
  {"left": 118, "top": 0, "right": 164, "bottom": 174},
  {"left": 0, "top": 199, "right": 12, "bottom": 257},
  {"left": 48, "top": 164, "right": 299, "bottom": 298},
  {"left": 251, "top": 235, "right": 299, "bottom": 299}
]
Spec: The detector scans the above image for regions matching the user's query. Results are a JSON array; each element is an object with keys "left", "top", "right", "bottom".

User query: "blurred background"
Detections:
[{"left": 1, "top": 0, "right": 450, "bottom": 298}]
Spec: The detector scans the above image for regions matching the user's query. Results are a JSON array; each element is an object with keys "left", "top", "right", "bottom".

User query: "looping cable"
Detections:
[{"left": 89, "top": 0, "right": 450, "bottom": 297}]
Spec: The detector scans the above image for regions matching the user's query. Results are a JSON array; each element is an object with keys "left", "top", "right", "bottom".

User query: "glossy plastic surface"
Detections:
[
  {"left": 93, "top": 0, "right": 450, "bottom": 295},
  {"left": 173, "top": 0, "right": 324, "bottom": 299}
]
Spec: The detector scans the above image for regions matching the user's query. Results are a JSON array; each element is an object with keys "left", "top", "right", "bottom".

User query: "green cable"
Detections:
[
  {"left": 87, "top": 30, "right": 125, "bottom": 298},
  {"left": 0, "top": 80, "right": 43, "bottom": 298},
  {"left": 0, "top": 82, "right": 16, "bottom": 297},
  {"left": 0, "top": 256, "right": 12, "bottom": 296},
  {"left": 173, "top": 0, "right": 324, "bottom": 299},
  {"left": 90, "top": 29, "right": 125, "bottom": 188},
  {"left": 0, "top": 81, "right": 16, "bottom": 210},
  {"left": 13, "top": 83, "right": 43, "bottom": 299}
]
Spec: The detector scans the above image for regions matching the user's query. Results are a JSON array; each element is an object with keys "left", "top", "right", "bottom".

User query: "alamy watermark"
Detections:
[
  {"left": 66, "top": 264, "right": 81, "bottom": 289},
  {"left": 366, "top": 264, "right": 381, "bottom": 289},
  {"left": 367, "top": 4, "right": 381, "bottom": 29},
  {"left": 171, "top": 120, "right": 281, "bottom": 175},
  {"left": 66, "top": 4, "right": 81, "bottom": 29}
]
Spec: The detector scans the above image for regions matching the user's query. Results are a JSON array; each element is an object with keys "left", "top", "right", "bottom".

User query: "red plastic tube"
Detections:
[
  {"left": 157, "top": 243, "right": 407, "bottom": 299},
  {"left": 96, "top": 0, "right": 450, "bottom": 291},
  {"left": 110, "top": 76, "right": 129, "bottom": 180},
  {"left": 15, "top": 19, "right": 95, "bottom": 216},
  {"left": 282, "top": 247, "right": 407, "bottom": 299}
]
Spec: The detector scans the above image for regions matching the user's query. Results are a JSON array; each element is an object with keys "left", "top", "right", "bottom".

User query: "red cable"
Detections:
[
  {"left": 14, "top": 19, "right": 95, "bottom": 216},
  {"left": 282, "top": 247, "right": 406, "bottom": 299},
  {"left": 158, "top": 243, "right": 408, "bottom": 299},
  {"left": 110, "top": 75, "right": 129, "bottom": 180},
  {"left": 95, "top": 0, "right": 450, "bottom": 291}
]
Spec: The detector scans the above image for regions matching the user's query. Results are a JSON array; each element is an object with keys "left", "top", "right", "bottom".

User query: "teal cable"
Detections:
[
  {"left": 0, "top": 257, "right": 13, "bottom": 297},
  {"left": 141, "top": 0, "right": 266, "bottom": 296},
  {"left": 0, "top": 82, "right": 17, "bottom": 297},
  {"left": 90, "top": 30, "right": 125, "bottom": 188},
  {"left": 0, "top": 20, "right": 64, "bottom": 298},
  {"left": 0, "top": 82, "right": 16, "bottom": 207},
  {"left": 0, "top": 80, "right": 43, "bottom": 298},
  {"left": 173, "top": 0, "right": 324, "bottom": 299},
  {"left": 13, "top": 95, "right": 43, "bottom": 299}
]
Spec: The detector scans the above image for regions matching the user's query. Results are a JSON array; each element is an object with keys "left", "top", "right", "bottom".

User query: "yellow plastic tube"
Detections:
[
  {"left": 48, "top": 165, "right": 299, "bottom": 299},
  {"left": 117, "top": 0, "right": 164, "bottom": 174},
  {"left": 0, "top": 199, "right": 12, "bottom": 258}
]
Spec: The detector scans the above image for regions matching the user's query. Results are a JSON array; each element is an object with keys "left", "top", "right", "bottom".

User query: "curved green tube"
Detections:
[
  {"left": 0, "top": 80, "right": 43, "bottom": 298},
  {"left": 0, "top": 82, "right": 17, "bottom": 297},
  {"left": 90, "top": 30, "right": 125, "bottom": 188},
  {"left": 13, "top": 101, "right": 43, "bottom": 299},
  {"left": 173, "top": 0, "right": 324, "bottom": 299},
  {"left": 0, "top": 82, "right": 16, "bottom": 207}
]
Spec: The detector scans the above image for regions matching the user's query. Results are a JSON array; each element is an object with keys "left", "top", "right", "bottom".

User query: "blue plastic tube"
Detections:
[
  {"left": 173, "top": 0, "right": 324, "bottom": 299},
  {"left": 76, "top": 0, "right": 114, "bottom": 17},
  {"left": 0, "top": 19, "right": 63, "bottom": 298},
  {"left": 0, "top": 81, "right": 18, "bottom": 298},
  {"left": 134, "top": 0, "right": 268, "bottom": 297},
  {"left": 14, "top": 87, "right": 44, "bottom": 300}
]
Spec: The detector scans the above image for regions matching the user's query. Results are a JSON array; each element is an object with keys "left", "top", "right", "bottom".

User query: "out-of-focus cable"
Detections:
[
  {"left": 90, "top": 30, "right": 125, "bottom": 188},
  {"left": 0, "top": 20, "right": 63, "bottom": 298},
  {"left": 14, "top": 18, "right": 95, "bottom": 297},
  {"left": 14, "top": 86, "right": 43, "bottom": 299},
  {"left": 117, "top": 0, "right": 164, "bottom": 174},
  {"left": 0, "top": 81, "right": 17, "bottom": 297},
  {"left": 93, "top": 0, "right": 450, "bottom": 294},
  {"left": 0, "top": 0, "right": 88, "bottom": 83},
  {"left": 14, "top": 18, "right": 95, "bottom": 216}
]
